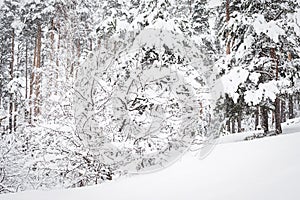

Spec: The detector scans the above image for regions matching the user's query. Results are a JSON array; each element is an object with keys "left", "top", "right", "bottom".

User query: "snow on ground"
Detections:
[
  {"left": 219, "top": 130, "right": 263, "bottom": 144},
  {"left": 282, "top": 117, "right": 300, "bottom": 134},
  {"left": 1, "top": 125, "right": 300, "bottom": 200},
  {"left": 219, "top": 117, "right": 300, "bottom": 143}
]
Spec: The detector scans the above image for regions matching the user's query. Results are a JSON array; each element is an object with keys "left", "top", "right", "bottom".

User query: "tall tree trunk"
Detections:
[
  {"left": 29, "top": 36, "right": 38, "bottom": 124},
  {"left": 226, "top": 119, "right": 231, "bottom": 133},
  {"left": 14, "top": 97, "right": 17, "bottom": 132},
  {"left": 225, "top": 94, "right": 231, "bottom": 133},
  {"left": 50, "top": 18, "right": 54, "bottom": 62},
  {"left": 274, "top": 98, "right": 282, "bottom": 134},
  {"left": 255, "top": 106, "right": 259, "bottom": 130},
  {"left": 25, "top": 42, "right": 28, "bottom": 120},
  {"left": 261, "top": 106, "right": 269, "bottom": 133},
  {"left": 231, "top": 118, "right": 235, "bottom": 133},
  {"left": 89, "top": 38, "right": 92, "bottom": 51},
  {"left": 9, "top": 29, "right": 15, "bottom": 133},
  {"left": 34, "top": 24, "right": 42, "bottom": 117},
  {"left": 226, "top": 42, "right": 231, "bottom": 55},
  {"left": 270, "top": 48, "right": 282, "bottom": 134},
  {"left": 225, "top": 0, "right": 230, "bottom": 55},
  {"left": 56, "top": 20, "right": 60, "bottom": 68},
  {"left": 237, "top": 111, "right": 242, "bottom": 132},
  {"left": 226, "top": 0, "right": 230, "bottom": 22},
  {"left": 55, "top": 20, "right": 60, "bottom": 95},
  {"left": 288, "top": 94, "right": 294, "bottom": 119},
  {"left": 287, "top": 52, "right": 294, "bottom": 119},
  {"left": 49, "top": 18, "right": 55, "bottom": 97},
  {"left": 281, "top": 95, "right": 286, "bottom": 123}
]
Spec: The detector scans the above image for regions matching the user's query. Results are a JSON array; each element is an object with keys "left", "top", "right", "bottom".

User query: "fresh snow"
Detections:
[
  {"left": 207, "top": 0, "right": 223, "bottom": 8},
  {"left": 221, "top": 67, "right": 249, "bottom": 103},
  {"left": 245, "top": 80, "right": 280, "bottom": 105},
  {"left": 252, "top": 15, "right": 285, "bottom": 43},
  {"left": 2, "top": 128, "right": 300, "bottom": 200}
]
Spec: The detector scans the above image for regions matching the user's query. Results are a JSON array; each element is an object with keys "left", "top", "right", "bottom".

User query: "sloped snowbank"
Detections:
[{"left": 2, "top": 131, "right": 300, "bottom": 200}]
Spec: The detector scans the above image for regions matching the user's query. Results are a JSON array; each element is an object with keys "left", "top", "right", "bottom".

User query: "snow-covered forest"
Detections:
[{"left": 0, "top": 0, "right": 300, "bottom": 196}]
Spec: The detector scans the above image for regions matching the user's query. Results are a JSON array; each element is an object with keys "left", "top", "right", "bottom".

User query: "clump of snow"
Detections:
[
  {"left": 287, "top": 8, "right": 300, "bottom": 38},
  {"left": 248, "top": 72, "right": 260, "bottom": 84},
  {"left": 252, "top": 14, "right": 285, "bottom": 43},
  {"left": 206, "top": 0, "right": 223, "bottom": 8},
  {"left": 147, "top": 18, "right": 182, "bottom": 33},
  {"left": 221, "top": 67, "right": 249, "bottom": 103},
  {"left": 235, "top": 35, "right": 254, "bottom": 61},
  {"left": 245, "top": 80, "right": 279, "bottom": 105}
]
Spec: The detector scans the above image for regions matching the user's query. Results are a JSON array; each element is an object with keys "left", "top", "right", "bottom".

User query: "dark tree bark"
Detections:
[
  {"left": 281, "top": 95, "right": 286, "bottom": 123},
  {"left": 288, "top": 94, "right": 294, "bottom": 119},
  {"left": 25, "top": 42, "right": 28, "bottom": 100},
  {"left": 231, "top": 118, "right": 235, "bottom": 133},
  {"left": 89, "top": 38, "right": 93, "bottom": 51},
  {"left": 25, "top": 42, "right": 28, "bottom": 121},
  {"left": 226, "top": 0, "right": 230, "bottom": 22},
  {"left": 225, "top": 0, "right": 231, "bottom": 55},
  {"left": 9, "top": 29, "right": 15, "bottom": 133},
  {"left": 34, "top": 24, "right": 42, "bottom": 117},
  {"left": 237, "top": 111, "right": 242, "bottom": 132},
  {"left": 255, "top": 106, "right": 259, "bottom": 130},
  {"left": 29, "top": 37, "right": 37, "bottom": 124},
  {"left": 226, "top": 119, "right": 231, "bottom": 133},
  {"left": 288, "top": 53, "right": 294, "bottom": 120},
  {"left": 274, "top": 98, "right": 282, "bottom": 134},
  {"left": 261, "top": 106, "right": 269, "bottom": 133},
  {"left": 270, "top": 48, "right": 282, "bottom": 134},
  {"left": 225, "top": 94, "right": 231, "bottom": 133},
  {"left": 14, "top": 96, "right": 17, "bottom": 132}
]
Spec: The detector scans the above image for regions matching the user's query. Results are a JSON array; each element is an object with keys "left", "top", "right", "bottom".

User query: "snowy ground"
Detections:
[{"left": 1, "top": 120, "right": 300, "bottom": 200}]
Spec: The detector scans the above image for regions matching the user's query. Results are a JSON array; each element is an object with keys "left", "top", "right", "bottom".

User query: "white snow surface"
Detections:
[
  {"left": 245, "top": 80, "right": 280, "bottom": 105},
  {"left": 207, "top": 0, "right": 223, "bottom": 8},
  {"left": 253, "top": 15, "right": 285, "bottom": 43},
  {"left": 221, "top": 67, "right": 249, "bottom": 103},
  {"left": 2, "top": 129, "right": 300, "bottom": 200}
]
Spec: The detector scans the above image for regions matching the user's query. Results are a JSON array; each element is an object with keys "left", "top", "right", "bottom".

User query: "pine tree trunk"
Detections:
[
  {"left": 255, "top": 106, "right": 259, "bottom": 130},
  {"left": 50, "top": 18, "right": 54, "bottom": 62},
  {"left": 34, "top": 24, "right": 42, "bottom": 117},
  {"left": 226, "top": 42, "right": 230, "bottom": 55},
  {"left": 261, "top": 106, "right": 269, "bottom": 133},
  {"left": 9, "top": 29, "right": 15, "bottom": 133},
  {"left": 270, "top": 48, "right": 282, "bottom": 134},
  {"left": 14, "top": 35, "right": 18, "bottom": 129},
  {"left": 231, "top": 118, "right": 235, "bottom": 133},
  {"left": 226, "top": 0, "right": 230, "bottom": 22},
  {"left": 237, "top": 111, "right": 242, "bottom": 132},
  {"left": 55, "top": 20, "right": 60, "bottom": 95},
  {"left": 287, "top": 52, "right": 294, "bottom": 119},
  {"left": 275, "top": 97, "right": 282, "bottom": 134},
  {"left": 226, "top": 119, "right": 231, "bottom": 133},
  {"left": 49, "top": 18, "right": 55, "bottom": 97},
  {"left": 56, "top": 20, "right": 60, "bottom": 68},
  {"left": 225, "top": 0, "right": 230, "bottom": 55},
  {"left": 288, "top": 94, "right": 294, "bottom": 119},
  {"left": 25, "top": 42, "right": 28, "bottom": 120},
  {"left": 225, "top": 94, "right": 231, "bottom": 133},
  {"left": 89, "top": 38, "right": 92, "bottom": 51},
  {"left": 29, "top": 36, "right": 37, "bottom": 124},
  {"left": 281, "top": 95, "right": 286, "bottom": 123},
  {"left": 14, "top": 98, "right": 17, "bottom": 132}
]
